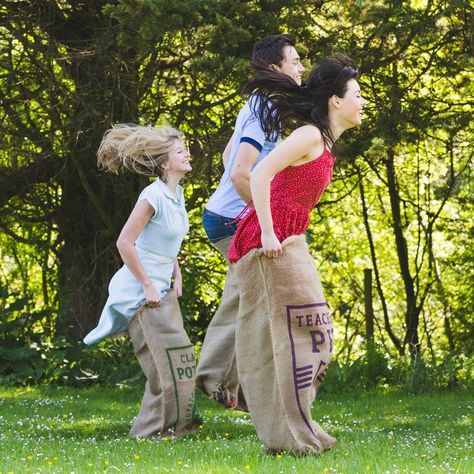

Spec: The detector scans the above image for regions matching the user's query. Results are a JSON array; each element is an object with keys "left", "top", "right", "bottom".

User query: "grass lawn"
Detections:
[{"left": 0, "top": 385, "right": 472, "bottom": 473}]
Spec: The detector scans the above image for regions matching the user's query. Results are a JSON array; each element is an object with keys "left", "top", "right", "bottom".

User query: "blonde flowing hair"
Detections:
[{"left": 97, "top": 124, "right": 184, "bottom": 181}]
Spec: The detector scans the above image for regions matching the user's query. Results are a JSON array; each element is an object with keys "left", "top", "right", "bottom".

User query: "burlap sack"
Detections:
[
  {"left": 128, "top": 290, "right": 198, "bottom": 438},
  {"left": 234, "top": 234, "right": 337, "bottom": 454},
  {"left": 196, "top": 236, "right": 247, "bottom": 410}
]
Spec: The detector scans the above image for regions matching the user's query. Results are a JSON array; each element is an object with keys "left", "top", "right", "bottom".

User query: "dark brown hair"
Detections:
[
  {"left": 251, "top": 34, "right": 296, "bottom": 70},
  {"left": 244, "top": 54, "right": 359, "bottom": 147}
]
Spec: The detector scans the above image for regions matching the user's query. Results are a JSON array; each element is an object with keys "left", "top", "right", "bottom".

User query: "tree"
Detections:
[
  {"left": 0, "top": 0, "right": 315, "bottom": 337},
  {"left": 310, "top": 0, "right": 473, "bottom": 358},
  {"left": 1, "top": 1, "right": 472, "bottom": 372}
]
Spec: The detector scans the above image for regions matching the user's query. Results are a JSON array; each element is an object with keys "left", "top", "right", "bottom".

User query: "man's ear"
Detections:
[{"left": 268, "top": 63, "right": 279, "bottom": 72}]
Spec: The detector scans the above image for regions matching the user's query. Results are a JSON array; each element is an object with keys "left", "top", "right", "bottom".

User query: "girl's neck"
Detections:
[
  {"left": 165, "top": 173, "right": 183, "bottom": 197},
  {"left": 328, "top": 117, "right": 346, "bottom": 145}
]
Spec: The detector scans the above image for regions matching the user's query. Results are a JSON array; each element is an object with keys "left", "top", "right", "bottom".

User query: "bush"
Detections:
[
  {"left": 391, "top": 351, "right": 474, "bottom": 393},
  {"left": 0, "top": 336, "right": 142, "bottom": 387},
  {"left": 321, "top": 343, "right": 390, "bottom": 394},
  {"left": 0, "top": 285, "right": 143, "bottom": 387},
  {"left": 320, "top": 345, "right": 473, "bottom": 395}
]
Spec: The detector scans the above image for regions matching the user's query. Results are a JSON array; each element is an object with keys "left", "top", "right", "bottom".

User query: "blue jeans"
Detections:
[{"left": 202, "top": 208, "right": 238, "bottom": 243}]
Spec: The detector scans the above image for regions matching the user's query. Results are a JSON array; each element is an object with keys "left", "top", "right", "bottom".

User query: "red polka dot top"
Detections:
[{"left": 228, "top": 149, "right": 336, "bottom": 263}]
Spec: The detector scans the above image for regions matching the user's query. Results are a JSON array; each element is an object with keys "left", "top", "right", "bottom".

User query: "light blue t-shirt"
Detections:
[
  {"left": 83, "top": 178, "right": 188, "bottom": 345},
  {"left": 206, "top": 97, "right": 279, "bottom": 218},
  {"left": 135, "top": 179, "right": 189, "bottom": 258}
]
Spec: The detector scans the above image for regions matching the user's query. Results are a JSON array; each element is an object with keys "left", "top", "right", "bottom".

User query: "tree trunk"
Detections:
[
  {"left": 385, "top": 148, "right": 420, "bottom": 358},
  {"left": 55, "top": 54, "right": 141, "bottom": 338},
  {"left": 364, "top": 268, "right": 374, "bottom": 343},
  {"left": 358, "top": 169, "right": 403, "bottom": 354}
]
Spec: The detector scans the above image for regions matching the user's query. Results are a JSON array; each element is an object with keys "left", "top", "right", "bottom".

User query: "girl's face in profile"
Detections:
[
  {"left": 337, "top": 79, "right": 367, "bottom": 127},
  {"left": 164, "top": 140, "right": 192, "bottom": 175}
]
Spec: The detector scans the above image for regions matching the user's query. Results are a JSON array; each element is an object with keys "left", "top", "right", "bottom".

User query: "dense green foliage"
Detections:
[
  {"left": 1, "top": 0, "right": 472, "bottom": 385},
  {"left": 1, "top": 387, "right": 472, "bottom": 472}
]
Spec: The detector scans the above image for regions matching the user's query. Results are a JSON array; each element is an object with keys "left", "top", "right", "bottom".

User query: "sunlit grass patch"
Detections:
[{"left": 0, "top": 386, "right": 472, "bottom": 473}]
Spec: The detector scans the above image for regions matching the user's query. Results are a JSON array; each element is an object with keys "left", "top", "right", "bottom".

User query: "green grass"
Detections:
[{"left": 0, "top": 386, "right": 472, "bottom": 473}]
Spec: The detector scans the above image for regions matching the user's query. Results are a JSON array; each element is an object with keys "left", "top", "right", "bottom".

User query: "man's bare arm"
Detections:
[
  {"left": 230, "top": 142, "right": 260, "bottom": 203},
  {"left": 222, "top": 133, "right": 235, "bottom": 169}
]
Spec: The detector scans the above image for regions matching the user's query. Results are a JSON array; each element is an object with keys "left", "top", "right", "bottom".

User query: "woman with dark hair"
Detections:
[{"left": 229, "top": 55, "right": 366, "bottom": 454}]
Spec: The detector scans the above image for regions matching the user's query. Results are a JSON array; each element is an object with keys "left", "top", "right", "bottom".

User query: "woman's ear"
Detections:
[{"left": 329, "top": 94, "right": 341, "bottom": 109}]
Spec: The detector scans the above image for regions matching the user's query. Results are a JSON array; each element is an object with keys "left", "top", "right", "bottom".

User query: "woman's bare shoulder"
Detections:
[{"left": 290, "top": 124, "right": 322, "bottom": 144}]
